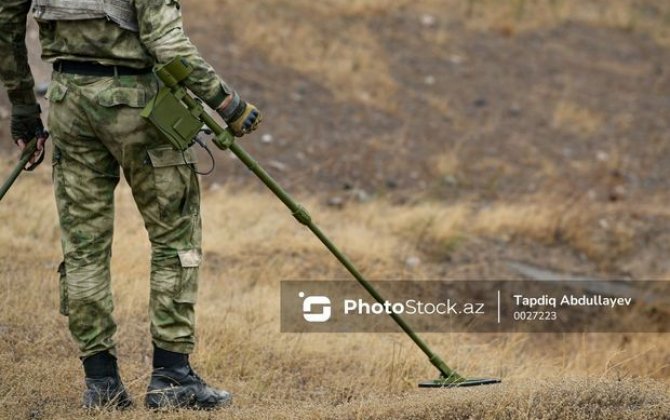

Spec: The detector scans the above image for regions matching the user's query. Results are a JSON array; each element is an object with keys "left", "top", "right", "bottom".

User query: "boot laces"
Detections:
[{"left": 188, "top": 365, "right": 207, "bottom": 386}]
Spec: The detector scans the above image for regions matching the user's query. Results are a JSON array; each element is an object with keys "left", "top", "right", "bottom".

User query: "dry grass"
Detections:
[
  {"left": 208, "top": 0, "right": 399, "bottom": 108},
  {"left": 2, "top": 0, "right": 669, "bottom": 417},
  {"left": 198, "top": 0, "right": 670, "bottom": 115},
  {"left": 5, "top": 0, "right": 670, "bottom": 120},
  {"left": 552, "top": 101, "right": 604, "bottom": 135},
  {"left": 1, "top": 158, "right": 669, "bottom": 419},
  {"left": 424, "top": 0, "right": 670, "bottom": 45}
]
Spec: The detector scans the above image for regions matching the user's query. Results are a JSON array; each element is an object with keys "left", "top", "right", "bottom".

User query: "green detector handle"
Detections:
[
  {"left": 0, "top": 137, "right": 39, "bottom": 202},
  {"left": 144, "top": 56, "right": 500, "bottom": 388}
]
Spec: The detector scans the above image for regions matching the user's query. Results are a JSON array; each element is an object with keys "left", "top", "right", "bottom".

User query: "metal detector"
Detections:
[
  {"left": 0, "top": 137, "right": 39, "bottom": 202},
  {"left": 143, "top": 57, "right": 502, "bottom": 388}
]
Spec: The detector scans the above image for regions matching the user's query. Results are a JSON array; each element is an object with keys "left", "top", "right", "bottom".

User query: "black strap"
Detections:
[
  {"left": 24, "top": 147, "right": 45, "bottom": 172},
  {"left": 53, "top": 60, "right": 152, "bottom": 76},
  {"left": 191, "top": 136, "right": 216, "bottom": 176}
]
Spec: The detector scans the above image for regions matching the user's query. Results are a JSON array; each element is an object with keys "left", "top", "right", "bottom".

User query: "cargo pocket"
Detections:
[
  {"left": 174, "top": 249, "right": 201, "bottom": 304},
  {"left": 97, "top": 86, "right": 147, "bottom": 108},
  {"left": 45, "top": 80, "right": 68, "bottom": 103},
  {"left": 147, "top": 146, "right": 199, "bottom": 220},
  {"left": 57, "top": 261, "right": 69, "bottom": 316},
  {"left": 52, "top": 145, "right": 61, "bottom": 182},
  {"left": 46, "top": 80, "right": 68, "bottom": 132},
  {"left": 52, "top": 146, "right": 73, "bottom": 230}
]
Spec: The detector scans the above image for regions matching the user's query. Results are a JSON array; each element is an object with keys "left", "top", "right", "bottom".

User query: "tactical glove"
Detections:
[
  {"left": 11, "top": 103, "right": 45, "bottom": 143},
  {"left": 11, "top": 103, "right": 48, "bottom": 170},
  {"left": 216, "top": 93, "right": 262, "bottom": 137}
]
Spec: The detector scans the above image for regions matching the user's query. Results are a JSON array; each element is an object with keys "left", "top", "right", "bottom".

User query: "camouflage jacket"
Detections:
[{"left": 0, "top": 0, "right": 230, "bottom": 108}]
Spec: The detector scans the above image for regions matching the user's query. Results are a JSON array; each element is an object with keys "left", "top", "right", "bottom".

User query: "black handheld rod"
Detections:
[{"left": 0, "top": 138, "right": 38, "bottom": 202}]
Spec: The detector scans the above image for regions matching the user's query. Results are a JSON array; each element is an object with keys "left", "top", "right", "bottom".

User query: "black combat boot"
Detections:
[
  {"left": 145, "top": 346, "right": 232, "bottom": 410},
  {"left": 81, "top": 351, "right": 132, "bottom": 409}
]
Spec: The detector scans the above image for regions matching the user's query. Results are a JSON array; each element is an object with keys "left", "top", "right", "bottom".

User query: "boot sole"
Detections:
[{"left": 145, "top": 389, "right": 232, "bottom": 410}]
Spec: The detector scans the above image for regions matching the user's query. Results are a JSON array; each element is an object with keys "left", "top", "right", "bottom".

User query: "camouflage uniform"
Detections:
[{"left": 0, "top": 0, "right": 233, "bottom": 357}]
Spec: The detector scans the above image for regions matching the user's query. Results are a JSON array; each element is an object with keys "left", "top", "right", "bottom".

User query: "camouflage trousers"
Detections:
[{"left": 47, "top": 70, "right": 202, "bottom": 358}]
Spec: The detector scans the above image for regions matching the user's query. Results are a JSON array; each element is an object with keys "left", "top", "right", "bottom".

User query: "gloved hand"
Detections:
[
  {"left": 216, "top": 93, "right": 262, "bottom": 137},
  {"left": 12, "top": 103, "right": 48, "bottom": 169}
]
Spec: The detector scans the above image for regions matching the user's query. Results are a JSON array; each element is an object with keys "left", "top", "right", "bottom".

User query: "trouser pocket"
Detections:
[
  {"left": 147, "top": 146, "right": 199, "bottom": 220},
  {"left": 149, "top": 249, "right": 201, "bottom": 353},
  {"left": 151, "top": 249, "right": 201, "bottom": 303},
  {"left": 57, "top": 261, "right": 69, "bottom": 316}
]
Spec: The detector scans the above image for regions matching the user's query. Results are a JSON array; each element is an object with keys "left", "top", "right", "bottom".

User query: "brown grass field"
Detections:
[{"left": 2, "top": 0, "right": 670, "bottom": 418}]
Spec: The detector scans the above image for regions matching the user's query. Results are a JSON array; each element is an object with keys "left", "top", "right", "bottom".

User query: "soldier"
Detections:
[{"left": 0, "top": 0, "right": 261, "bottom": 410}]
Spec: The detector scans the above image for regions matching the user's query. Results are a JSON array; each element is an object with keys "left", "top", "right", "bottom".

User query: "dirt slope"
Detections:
[{"left": 1, "top": 1, "right": 670, "bottom": 418}]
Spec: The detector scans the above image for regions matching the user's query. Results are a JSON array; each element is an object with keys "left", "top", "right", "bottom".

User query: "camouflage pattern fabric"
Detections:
[
  {"left": 48, "top": 71, "right": 202, "bottom": 357},
  {"left": 0, "top": 0, "right": 234, "bottom": 358},
  {"left": 1, "top": 0, "right": 231, "bottom": 108},
  {"left": 0, "top": 0, "right": 37, "bottom": 105}
]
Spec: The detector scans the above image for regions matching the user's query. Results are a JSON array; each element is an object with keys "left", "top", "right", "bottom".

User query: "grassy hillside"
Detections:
[
  {"left": 1, "top": 164, "right": 669, "bottom": 418},
  {"left": 1, "top": 0, "right": 670, "bottom": 418}
]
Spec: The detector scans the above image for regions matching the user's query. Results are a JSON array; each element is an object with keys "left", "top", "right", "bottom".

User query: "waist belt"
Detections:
[{"left": 53, "top": 60, "right": 152, "bottom": 76}]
